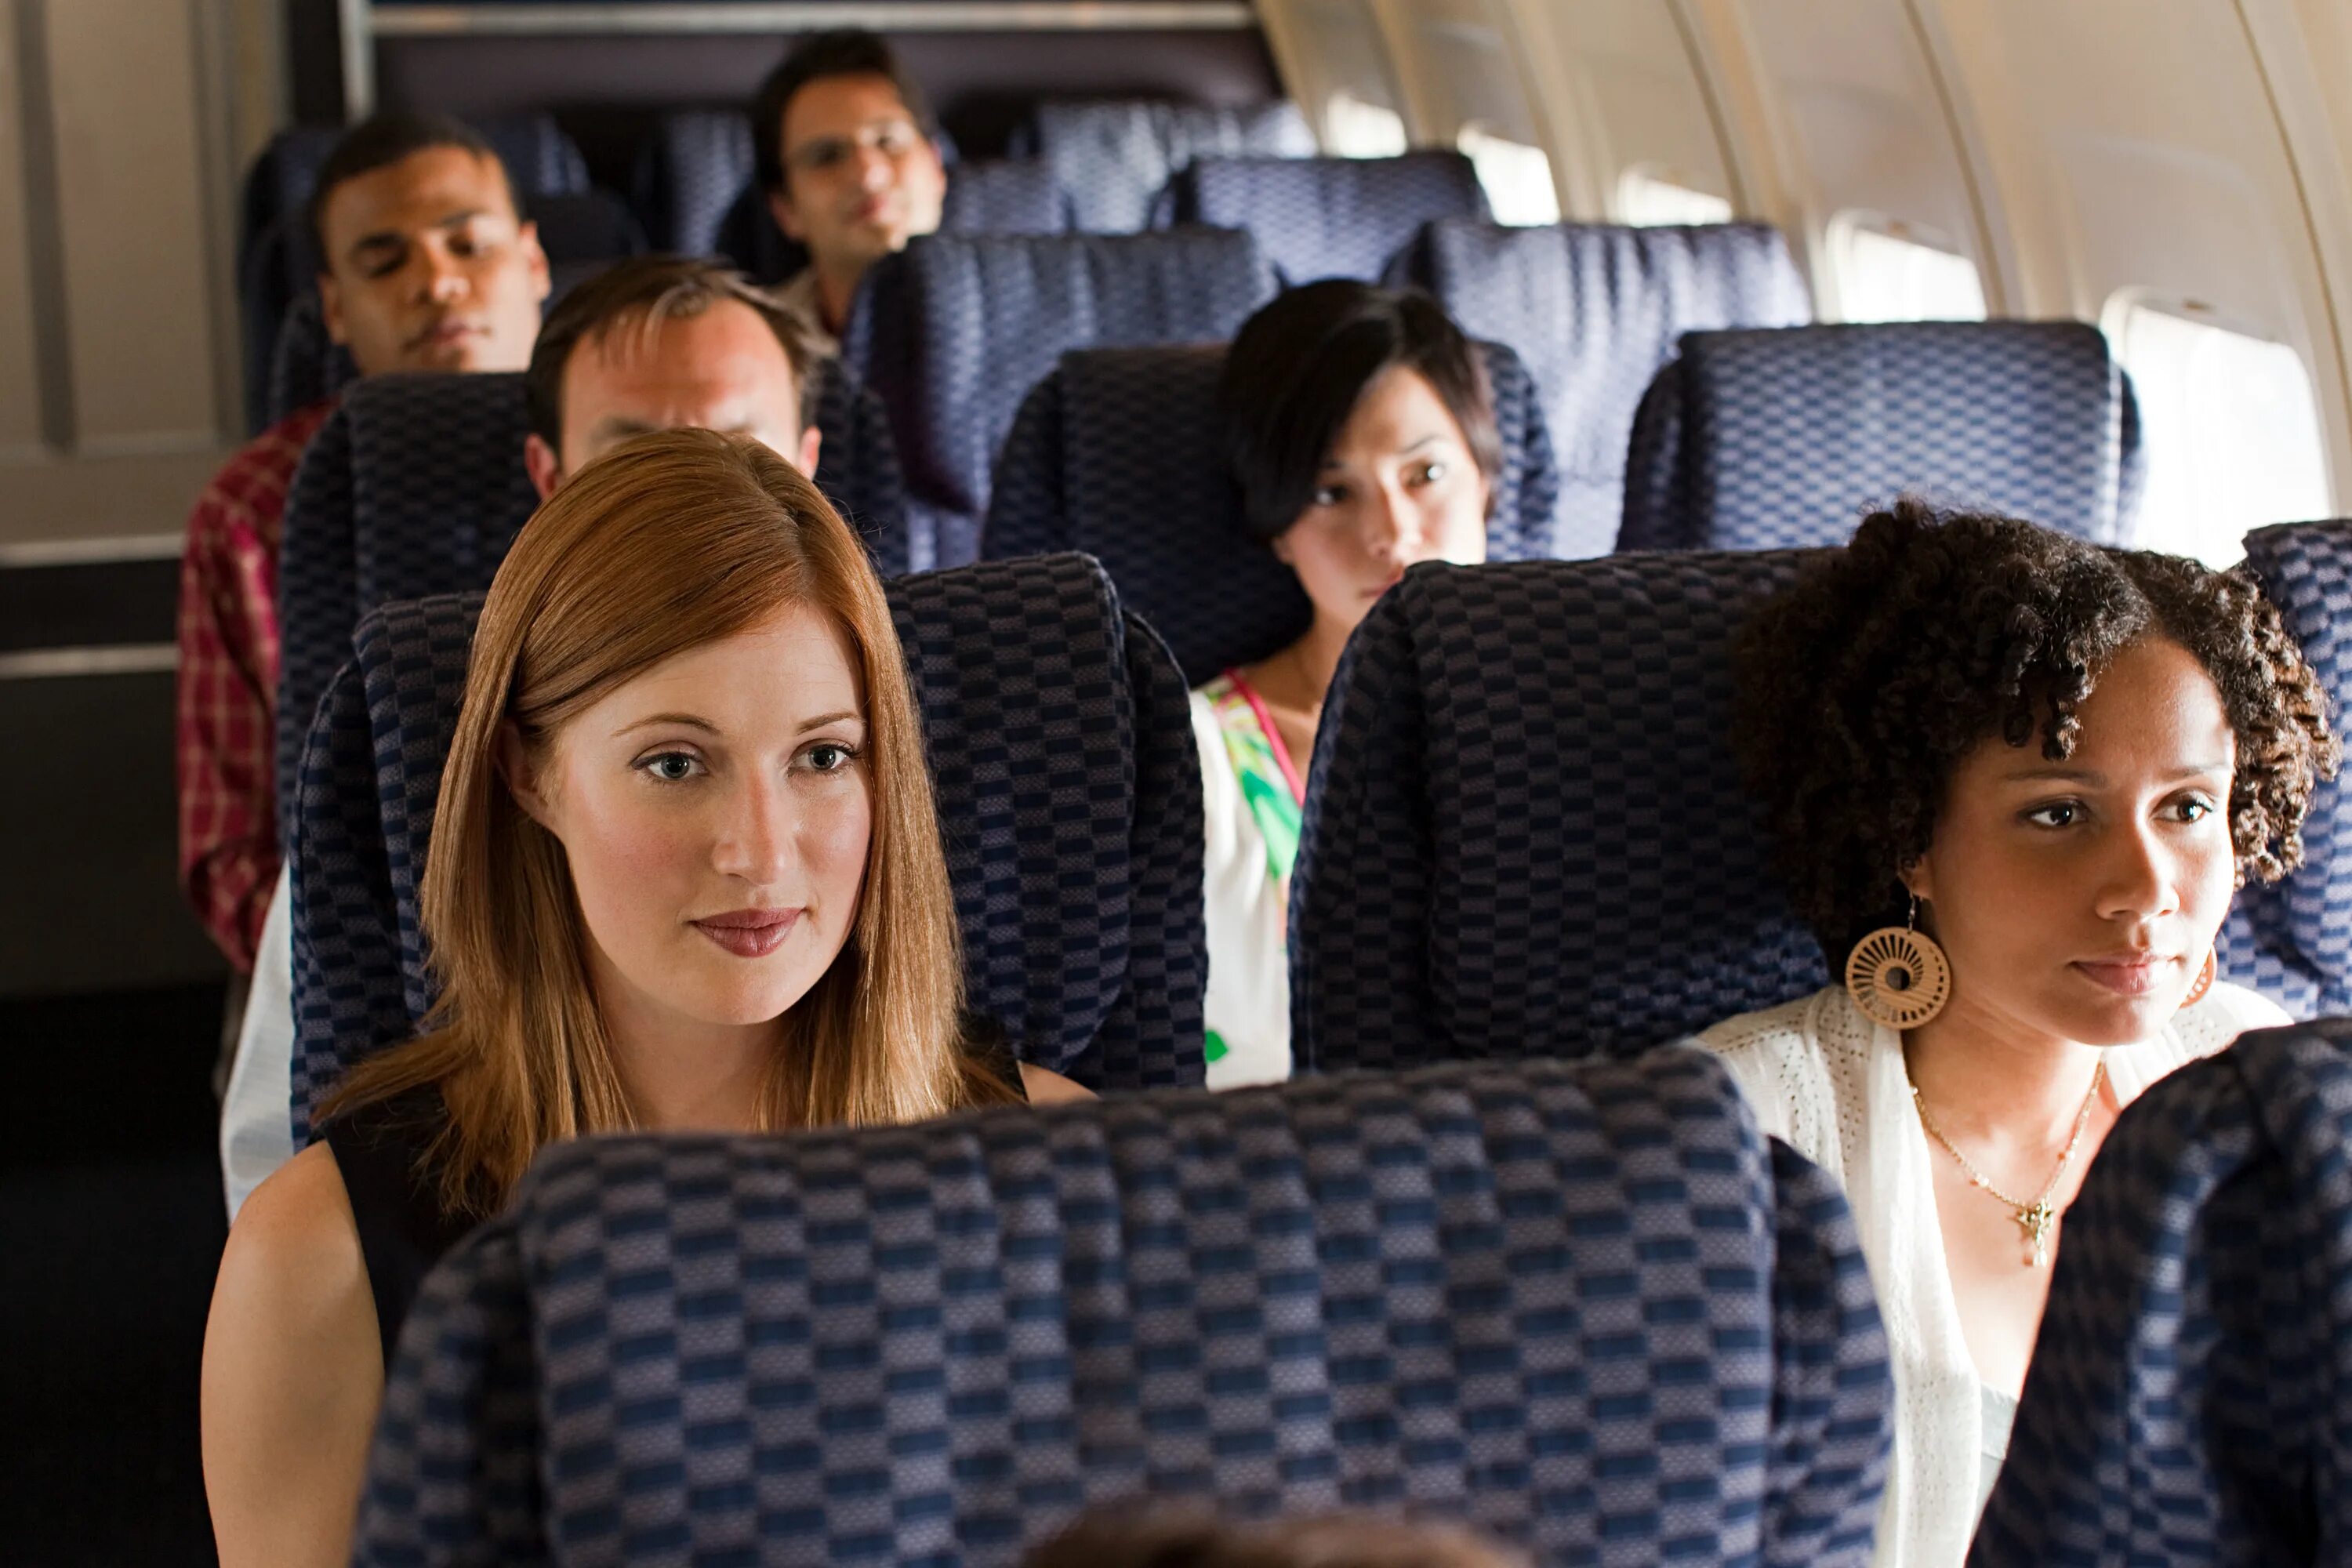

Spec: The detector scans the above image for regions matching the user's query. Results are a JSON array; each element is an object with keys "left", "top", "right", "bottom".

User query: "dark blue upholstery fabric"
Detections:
[
  {"left": 288, "top": 554, "right": 1203, "bottom": 1142},
  {"left": 238, "top": 116, "right": 592, "bottom": 435},
  {"left": 1385, "top": 221, "right": 1811, "bottom": 557},
  {"left": 2217, "top": 521, "right": 2352, "bottom": 1019},
  {"left": 940, "top": 158, "right": 1076, "bottom": 234},
  {"left": 629, "top": 108, "right": 756, "bottom": 257},
  {"left": 843, "top": 230, "right": 1276, "bottom": 571},
  {"left": 1971, "top": 1019, "right": 2352, "bottom": 1567},
  {"left": 1290, "top": 554, "right": 1831, "bottom": 1074},
  {"left": 1013, "top": 99, "right": 1317, "bottom": 234},
  {"left": 1157, "top": 154, "right": 1488, "bottom": 286},
  {"left": 983, "top": 339, "right": 1561, "bottom": 684},
  {"left": 273, "top": 366, "right": 909, "bottom": 841},
  {"left": 1618, "top": 321, "right": 2147, "bottom": 551},
  {"left": 354, "top": 1052, "right": 1891, "bottom": 1568}
]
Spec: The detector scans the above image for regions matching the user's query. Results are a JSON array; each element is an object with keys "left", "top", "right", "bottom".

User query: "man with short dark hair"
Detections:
[
  {"left": 751, "top": 29, "right": 946, "bottom": 343},
  {"left": 176, "top": 114, "right": 549, "bottom": 989}
]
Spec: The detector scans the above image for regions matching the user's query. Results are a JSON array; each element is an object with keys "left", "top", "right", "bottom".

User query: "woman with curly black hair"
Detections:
[{"left": 1697, "top": 498, "right": 2337, "bottom": 1567}]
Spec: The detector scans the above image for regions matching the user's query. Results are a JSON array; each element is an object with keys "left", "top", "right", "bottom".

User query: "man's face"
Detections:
[
  {"left": 524, "top": 298, "right": 822, "bottom": 499},
  {"left": 317, "top": 145, "right": 550, "bottom": 377},
  {"left": 768, "top": 73, "right": 946, "bottom": 278}
]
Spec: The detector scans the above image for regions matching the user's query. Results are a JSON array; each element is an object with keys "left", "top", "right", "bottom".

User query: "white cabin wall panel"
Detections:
[
  {"left": 45, "top": 0, "right": 221, "bottom": 453},
  {"left": 0, "top": 10, "right": 49, "bottom": 459},
  {"left": 1381, "top": 0, "right": 1542, "bottom": 147},
  {"left": 1506, "top": 0, "right": 1732, "bottom": 220}
]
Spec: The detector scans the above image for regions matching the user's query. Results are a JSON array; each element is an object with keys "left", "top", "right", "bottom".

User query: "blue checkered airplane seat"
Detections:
[
  {"left": 843, "top": 230, "right": 1276, "bottom": 572},
  {"left": 350, "top": 1051, "right": 1891, "bottom": 1567},
  {"left": 983, "top": 339, "right": 1561, "bottom": 684},
  {"left": 1290, "top": 552, "right": 1834, "bottom": 1073},
  {"left": 2218, "top": 521, "right": 2352, "bottom": 1018},
  {"left": 630, "top": 109, "right": 756, "bottom": 256},
  {"left": 238, "top": 115, "right": 592, "bottom": 434},
  {"left": 1385, "top": 222, "right": 1812, "bottom": 557},
  {"left": 272, "top": 365, "right": 909, "bottom": 843},
  {"left": 1012, "top": 99, "right": 1318, "bottom": 234},
  {"left": 1156, "top": 154, "right": 1489, "bottom": 285},
  {"left": 1618, "top": 320, "right": 2149, "bottom": 551},
  {"left": 710, "top": 157, "right": 1073, "bottom": 286},
  {"left": 1973, "top": 1018, "right": 2352, "bottom": 1566},
  {"left": 288, "top": 554, "right": 1203, "bottom": 1142}
]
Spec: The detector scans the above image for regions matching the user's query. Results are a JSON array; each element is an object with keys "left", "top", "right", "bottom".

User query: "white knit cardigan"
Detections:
[{"left": 1696, "top": 980, "right": 2288, "bottom": 1568}]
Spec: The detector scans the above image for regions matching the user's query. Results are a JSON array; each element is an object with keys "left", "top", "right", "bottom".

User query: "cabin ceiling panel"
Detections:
[
  {"left": 1375, "top": 0, "right": 1541, "bottom": 147},
  {"left": 1505, "top": 0, "right": 1730, "bottom": 219}
]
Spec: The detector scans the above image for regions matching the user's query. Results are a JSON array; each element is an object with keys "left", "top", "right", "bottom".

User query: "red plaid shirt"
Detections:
[{"left": 175, "top": 401, "right": 335, "bottom": 972}]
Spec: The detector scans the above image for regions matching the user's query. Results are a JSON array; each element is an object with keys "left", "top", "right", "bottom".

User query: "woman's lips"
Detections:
[
  {"left": 2071, "top": 955, "right": 2179, "bottom": 996},
  {"left": 691, "top": 909, "right": 800, "bottom": 958}
]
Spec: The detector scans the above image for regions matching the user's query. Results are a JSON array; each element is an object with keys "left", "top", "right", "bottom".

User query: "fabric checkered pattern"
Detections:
[
  {"left": 173, "top": 400, "right": 337, "bottom": 973},
  {"left": 272, "top": 367, "right": 913, "bottom": 843},
  {"left": 1011, "top": 99, "right": 1317, "bottom": 234},
  {"left": 1290, "top": 553, "right": 1831, "bottom": 1073},
  {"left": 2216, "top": 520, "right": 2352, "bottom": 1018},
  {"left": 266, "top": 289, "right": 358, "bottom": 428},
  {"left": 983, "top": 339, "right": 1562, "bottom": 684},
  {"left": 289, "top": 554, "right": 1203, "bottom": 1143},
  {"left": 1972, "top": 1018, "right": 2352, "bottom": 1566},
  {"left": 1156, "top": 154, "right": 1489, "bottom": 286},
  {"left": 940, "top": 158, "right": 1077, "bottom": 234},
  {"left": 353, "top": 1051, "right": 1891, "bottom": 1568},
  {"left": 1618, "top": 321, "right": 2147, "bottom": 552},
  {"left": 1385, "top": 221, "right": 1812, "bottom": 557},
  {"left": 630, "top": 109, "right": 757, "bottom": 256},
  {"left": 843, "top": 230, "right": 1276, "bottom": 572}
]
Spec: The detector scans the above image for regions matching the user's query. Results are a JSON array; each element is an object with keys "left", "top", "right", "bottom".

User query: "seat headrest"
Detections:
[
  {"left": 289, "top": 554, "right": 1204, "bottom": 1141},
  {"left": 1387, "top": 220, "right": 1812, "bottom": 556},
  {"left": 1977, "top": 1020, "right": 2352, "bottom": 1564},
  {"left": 940, "top": 158, "right": 1076, "bottom": 234},
  {"left": 1291, "top": 553, "right": 1830, "bottom": 1073},
  {"left": 844, "top": 229, "right": 1276, "bottom": 570},
  {"left": 1161, "top": 153, "right": 1489, "bottom": 285},
  {"left": 358, "top": 1051, "right": 1891, "bottom": 1566},
  {"left": 630, "top": 108, "right": 757, "bottom": 256},
  {"left": 1016, "top": 99, "right": 1316, "bottom": 233},
  {"left": 1620, "top": 319, "right": 2144, "bottom": 551},
  {"left": 984, "top": 338, "right": 1561, "bottom": 683}
]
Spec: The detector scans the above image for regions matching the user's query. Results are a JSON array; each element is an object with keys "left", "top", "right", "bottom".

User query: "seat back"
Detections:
[
  {"left": 940, "top": 158, "right": 1076, "bottom": 234},
  {"left": 289, "top": 554, "right": 1203, "bottom": 1140},
  {"left": 274, "top": 366, "right": 909, "bottom": 835},
  {"left": 1159, "top": 154, "right": 1488, "bottom": 285},
  {"left": 1619, "top": 320, "right": 2147, "bottom": 551},
  {"left": 844, "top": 230, "right": 1276, "bottom": 571},
  {"left": 355, "top": 1052, "right": 1890, "bottom": 1568},
  {"left": 1975, "top": 1020, "right": 2352, "bottom": 1566},
  {"left": 1387, "top": 221, "right": 1812, "bottom": 557},
  {"left": 2220, "top": 521, "right": 2352, "bottom": 1018},
  {"left": 1014, "top": 99, "right": 1317, "bottom": 233},
  {"left": 629, "top": 107, "right": 756, "bottom": 256},
  {"left": 1290, "top": 554, "right": 1830, "bottom": 1073},
  {"left": 984, "top": 339, "right": 1560, "bottom": 683}
]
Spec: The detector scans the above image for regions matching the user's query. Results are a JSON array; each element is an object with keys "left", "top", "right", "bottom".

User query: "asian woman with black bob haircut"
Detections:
[
  {"left": 1196, "top": 279, "right": 1501, "bottom": 1088},
  {"left": 1695, "top": 498, "right": 2337, "bottom": 1566},
  {"left": 200, "top": 429, "right": 1086, "bottom": 1567}
]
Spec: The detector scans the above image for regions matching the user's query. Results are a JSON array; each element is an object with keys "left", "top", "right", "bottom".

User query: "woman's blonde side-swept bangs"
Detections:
[{"left": 324, "top": 428, "right": 1011, "bottom": 1214}]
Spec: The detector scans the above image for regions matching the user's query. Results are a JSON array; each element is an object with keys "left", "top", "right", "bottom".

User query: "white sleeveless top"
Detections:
[{"left": 1695, "top": 981, "right": 2288, "bottom": 1568}]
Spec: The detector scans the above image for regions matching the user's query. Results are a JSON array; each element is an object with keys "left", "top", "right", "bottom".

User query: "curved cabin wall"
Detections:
[{"left": 1261, "top": 0, "right": 2352, "bottom": 519}]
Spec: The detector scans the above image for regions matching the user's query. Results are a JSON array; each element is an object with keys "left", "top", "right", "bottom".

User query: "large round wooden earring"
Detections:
[
  {"left": 2180, "top": 949, "right": 2216, "bottom": 1011},
  {"left": 1845, "top": 897, "right": 1951, "bottom": 1030}
]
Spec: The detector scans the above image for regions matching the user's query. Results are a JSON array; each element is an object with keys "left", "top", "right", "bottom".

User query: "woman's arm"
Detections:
[{"left": 201, "top": 1141, "right": 385, "bottom": 1568}]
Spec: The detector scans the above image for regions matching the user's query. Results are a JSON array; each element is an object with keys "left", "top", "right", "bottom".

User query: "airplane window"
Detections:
[
  {"left": 1458, "top": 124, "right": 1561, "bottom": 226},
  {"left": 1616, "top": 168, "right": 1734, "bottom": 227},
  {"left": 1832, "top": 216, "right": 1987, "bottom": 323},
  {"left": 2107, "top": 297, "right": 2334, "bottom": 566},
  {"left": 1325, "top": 91, "right": 1409, "bottom": 158}
]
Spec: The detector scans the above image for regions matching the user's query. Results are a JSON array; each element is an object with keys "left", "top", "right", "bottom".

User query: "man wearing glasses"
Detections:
[{"left": 753, "top": 29, "right": 949, "bottom": 347}]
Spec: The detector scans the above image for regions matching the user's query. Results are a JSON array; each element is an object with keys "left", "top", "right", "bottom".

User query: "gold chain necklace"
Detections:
[{"left": 1908, "top": 1058, "right": 2107, "bottom": 1269}]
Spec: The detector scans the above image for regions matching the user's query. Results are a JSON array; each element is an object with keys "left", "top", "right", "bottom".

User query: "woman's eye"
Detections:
[
  {"left": 1310, "top": 485, "right": 1345, "bottom": 508},
  {"left": 802, "top": 742, "right": 858, "bottom": 773},
  {"left": 2172, "top": 796, "right": 2216, "bottom": 823},
  {"left": 640, "top": 752, "right": 700, "bottom": 783},
  {"left": 1413, "top": 460, "right": 1448, "bottom": 486},
  {"left": 2024, "top": 801, "right": 2080, "bottom": 828}
]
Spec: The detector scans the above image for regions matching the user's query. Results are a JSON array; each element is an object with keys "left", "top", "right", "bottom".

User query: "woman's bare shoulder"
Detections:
[{"left": 1018, "top": 1062, "right": 1097, "bottom": 1105}]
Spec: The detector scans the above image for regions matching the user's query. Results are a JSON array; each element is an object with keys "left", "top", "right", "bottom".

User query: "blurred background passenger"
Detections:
[
  {"left": 753, "top": 28, "right": 947, "bottom": 345},
  {"left": 175, "top": 114, "right": 546, "bottom": 1041},
  {"left": 216, "top": 256, "right": 829, "bottom": 1218},
  {"left": 1022, "top": 1506, "right": 1529, "bottom": 1568},
  {"left": 1695, "top": 499, "right": 2338, "bottom": 1565},
  {"left": 201, "top": 433, "right": 1084, "bottom": 1567},
  {"left": 1199, "top": 280, "right": 1499, "bottom": 1087}
]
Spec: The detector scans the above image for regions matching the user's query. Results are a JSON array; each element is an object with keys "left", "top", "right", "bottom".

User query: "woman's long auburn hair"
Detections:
[{"left": 324, "top": 428, "right": 1015, "bottom": 1215}]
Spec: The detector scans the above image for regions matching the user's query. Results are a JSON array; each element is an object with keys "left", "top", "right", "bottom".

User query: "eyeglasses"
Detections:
[{"left": 785, "top": 119, "right": 927, "bottom": 176}]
